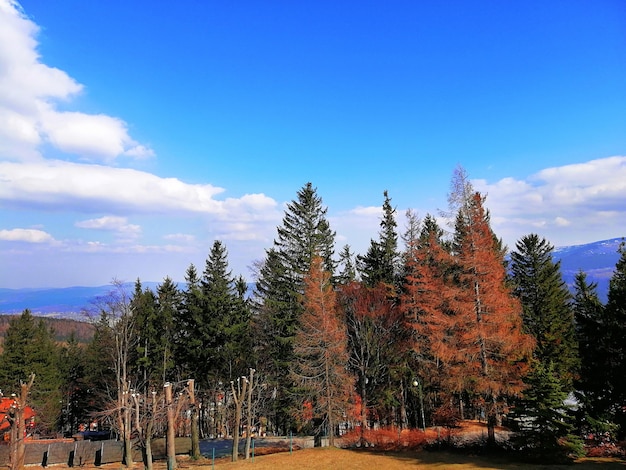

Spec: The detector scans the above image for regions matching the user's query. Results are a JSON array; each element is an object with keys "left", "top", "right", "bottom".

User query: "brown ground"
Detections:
[
  {"left": 22, "top": 447, "right": 626, "bottom": 470},
  {"left": 15, "top": 422, "right": 626, "bottom": 470}
]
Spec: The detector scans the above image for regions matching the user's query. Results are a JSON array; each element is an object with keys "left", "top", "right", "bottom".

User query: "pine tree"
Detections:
[
  {"left": 336, "top": 244, "right": 357, "bottom": 285},
  {"left": 252, "top": 248, "right": 296, "bottom": 434},
  {"left": 573, "top": 271, "right": 610, "bottom": 425},
  {"left": 275, "top": 182, "right": 336, "bottom": 278},
  {"left": 510, "top": 234, "right": 579, "bottom": 390},
  {"left": 603, "top": 242, "right": 626, "bottom": 436},
  {"left": 201, "top": 240, "right": 240, "bottom": 382},
  {"left": 511, "top": 361, "right": 583, "bottom": 462},
  {"left": 154, "top": 277, "right": 179, "bottom": 382},
  {"left": 358, "top": 190, "right": 399, "bottom": 288},
  {"left": 59, "top": 332, "right": 89, "bottom": 435},
  {"left": 175, "top": 264, "right": 205, "bottom": 384},
  {"left": 0, "top": 309, "right": 63, "bottom": 432},
  {"left": 130, "top": 279, "right": 158, "bottom": 389},
  {"left": 292, "top": 256, "right": 352, "bottom": 446},
  {"left": 253, "top": 183, "right": 336, "bottom": 434}
]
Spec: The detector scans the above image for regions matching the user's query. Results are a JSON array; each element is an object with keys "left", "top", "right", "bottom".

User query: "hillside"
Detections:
[{"left": 0, "top": 315, "right": 94, "bottom": 350}]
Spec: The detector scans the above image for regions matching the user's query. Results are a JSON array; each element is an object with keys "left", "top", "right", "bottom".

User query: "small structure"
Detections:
[{"left": 0, "top": 397, "right": 35, "bottom": 439}]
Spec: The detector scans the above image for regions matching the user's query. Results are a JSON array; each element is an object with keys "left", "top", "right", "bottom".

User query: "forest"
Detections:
[{"left": 1, "top": 168, "right": 625, "bottom": 464}]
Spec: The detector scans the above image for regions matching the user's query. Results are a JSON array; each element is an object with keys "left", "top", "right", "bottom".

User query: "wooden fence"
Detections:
[{"left": 0, "top": 437, "right": 191, "bottom": 467}]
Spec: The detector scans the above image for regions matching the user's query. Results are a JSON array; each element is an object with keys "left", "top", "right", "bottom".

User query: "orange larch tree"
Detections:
[
  {"left": 291, "top": 256, "right": 352, "bottom": 446},
  {"left": 451, "top": 192, "right": 534, "bottom": 444},
  {"left": 401, "top": 214, "right": 457, "bottom": 426}
]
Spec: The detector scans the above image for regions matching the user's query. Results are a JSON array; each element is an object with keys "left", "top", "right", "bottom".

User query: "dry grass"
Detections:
[
  {"left": 202, "top": 447, "right": 624, "bottom": 470},
  {"left": 59, "top": 447, "right": 624, "bottom": 470}
]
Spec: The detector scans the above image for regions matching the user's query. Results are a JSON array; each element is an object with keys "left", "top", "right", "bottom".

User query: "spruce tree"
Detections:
[
  {"left": 59, "top": 332, "right": 89, "bottom": 435},
  {"left": 604, "top": 242, "right": 626, "bottom": 436},
  {"left": 573, "top": 271, "right": 610, "bottom": 426},
  {"left": 154, "top": 277, "right": 179, "bottom": 382},
  {"left": 253, "top": 183, "right": 336, "bottom": 434},
  {"left": 511, "top": 361, "right": 583, "bottom": 462},
  {"left": 510, "top": 234, "right": 579, "bottom": 391},
  {"left": 0, "top": 309, "right": 63, "bottom": 433},
  {"left": 358, "top": 190, "right": 399, "bottom": 288},
  {"left": 336, "top": 244, "right": 357, "bottom": 285}
]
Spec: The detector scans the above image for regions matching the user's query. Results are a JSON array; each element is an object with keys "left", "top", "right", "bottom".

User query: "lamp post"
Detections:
[{"left": 412, "top": 378, "right": 425, "bottom": 432}]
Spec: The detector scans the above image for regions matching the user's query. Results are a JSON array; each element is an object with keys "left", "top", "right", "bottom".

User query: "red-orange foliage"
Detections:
[
  {"left": 402, "top": 194, "right": 533, "bottom": 442},
  {"left": 341, "top": 426, "right": 434, "bottom": 450},
  {"left": 292, "top": 256, "right": 352, "bottom": 446},
  {"left": 339, "top": 281, "right": 409, "bottom": 429},
  {"left": 452, "top": 194, "right": 533, "bottom": 433}
]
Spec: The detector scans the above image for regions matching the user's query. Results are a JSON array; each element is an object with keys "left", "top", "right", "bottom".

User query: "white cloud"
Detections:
[
  {"left": 0, "top": 227, "right": 54, "bottom": 243},
  {"left": 0, "top": 0, "right": 152, "bottom": 162},
  {"left": 163, "top": 233, "right": 196, "bottom": 243},
  {"left": 75, "top": 216, "right": 141, "bottom": 235},
  {"left": 474, "top": 156, "right": 626, "bottom": 247},
  {"left": 0, "top": 159, "right": 282, "bottom": 240},
  {"left": 41, "top": 111, "right": 154, "bottom": 161}
]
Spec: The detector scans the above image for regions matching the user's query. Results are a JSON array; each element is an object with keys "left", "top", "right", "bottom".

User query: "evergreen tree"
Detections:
[
  {"left": 358, "top": 190, "right": 399, "bottom": 288},
  {"left": 510, "top": 234, "right": 579, "bottom": 390},
  {"left": 573, "top": 271, "right": 610, "bottom": 426},
  {"left": 201, "top": 240, "right": 239, "bottom": 382},
  {"left": 59, "top": 332, "right": 89, "bottom": 435},
  {"left": 175, "top": 264, "right": 205, "bottom": 383},
  {"left": 274, "top": 182, "right": 336, "bottom": 278},
  {"left": 252, "top": 249, "right": 297, "bottom": 434},
  {"left": 336, "top": 244, "right": 357, "bottom": 285},
  {"left": 512, "top": 361, "right": 583, "bottom": 462},
  {"left": 603, "top": 242, "right": 626, "bottom": 436},
  {"left": 154, "top": 277, "right": 179, "bottom": 383},
  {"left": 130, "top": 279, "right": 158, "bottom": 389},
  {"left": 0, "top": 309, "right": 63, "bottom": 433},
  {"left": 253, "top": 183, "right": 336, "bottom": 434}
]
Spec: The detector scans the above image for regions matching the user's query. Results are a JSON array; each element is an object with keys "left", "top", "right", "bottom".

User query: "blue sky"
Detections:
[{"left": 1, "top": 0, "right": 625, "bottom": 288}]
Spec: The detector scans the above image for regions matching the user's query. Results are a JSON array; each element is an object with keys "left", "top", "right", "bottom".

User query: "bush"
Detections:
[{"left": 341, "top": 426, "right": 432, "bottom": 450}]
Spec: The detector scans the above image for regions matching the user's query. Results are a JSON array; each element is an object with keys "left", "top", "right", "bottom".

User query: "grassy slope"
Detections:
[{"left": 205, "top": 447, "right": 625, "bottom": 470}]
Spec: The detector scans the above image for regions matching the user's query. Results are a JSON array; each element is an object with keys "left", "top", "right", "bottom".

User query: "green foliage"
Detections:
[
  {"left": 0, "top": 309, "right": 63, "bottom": 433},
  {"left": 573, "top": 271, "right": 612, "bottom": 425},
  {"left": 358, "top": 190, "right": 399, "bottom": 288},
  {"left": 510, "top": 234, "right": 579, "bottom": 391},
  {"left": 602, "top": 242, "right": 626, "bottom": 436},
  {"left": 511, "top": 361, "right": 583, "bottom": 462},
  {"left": 253, "top": 183, "right": 336, "bottom": 434}
]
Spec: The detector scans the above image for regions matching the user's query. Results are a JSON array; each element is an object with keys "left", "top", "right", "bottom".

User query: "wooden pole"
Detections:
[
  {"left": 244, "top": 369, "right": 255, "bottom": 459},
  {"left": 187, "top": 379, "right": 200, "bottom": 459},
  {"left": 164, "top": 383, "right": 177, "bottom": 470},
  {"left": 11, "top": 374, "right": 35, "bottom": 470}
]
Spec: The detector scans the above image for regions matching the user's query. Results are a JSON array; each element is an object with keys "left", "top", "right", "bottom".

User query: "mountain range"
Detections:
[{"left": 0, "top": 237, "right": 623, "bottom": 319}]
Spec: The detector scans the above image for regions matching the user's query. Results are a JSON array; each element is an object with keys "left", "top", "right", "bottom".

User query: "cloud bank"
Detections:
[{"left": 474, "top": 156, "right": 626, "bottom": 247}]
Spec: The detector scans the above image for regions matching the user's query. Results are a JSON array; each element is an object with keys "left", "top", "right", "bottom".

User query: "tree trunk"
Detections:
[
  {"left": 244, "top": 369, "right": 255, "bottom": 459},
  {"left": 164, "top": 383, "right": 177, "bottom": 470},
  {"left": 11, "top": 374, "right": 35, "bottom": 470},
  {"left": 230, "top": 378, "right": 247, "bottom": 462},
  {"left": 187, "top": 380, "right": 200, "bottom": 459}
]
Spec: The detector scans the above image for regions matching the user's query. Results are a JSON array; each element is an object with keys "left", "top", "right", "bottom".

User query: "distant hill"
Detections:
[
  {"left": 0, "top": 238, "right": 623, "bottom": 318},
  {"left": 554, "top": 237, "right": 623, "bottom": 302},
  {"left": 0, "top": 282, "right": 161, "bottom": 320},
  {"left": 0, "top": 316, "right": 94, "bottom": 351}
]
